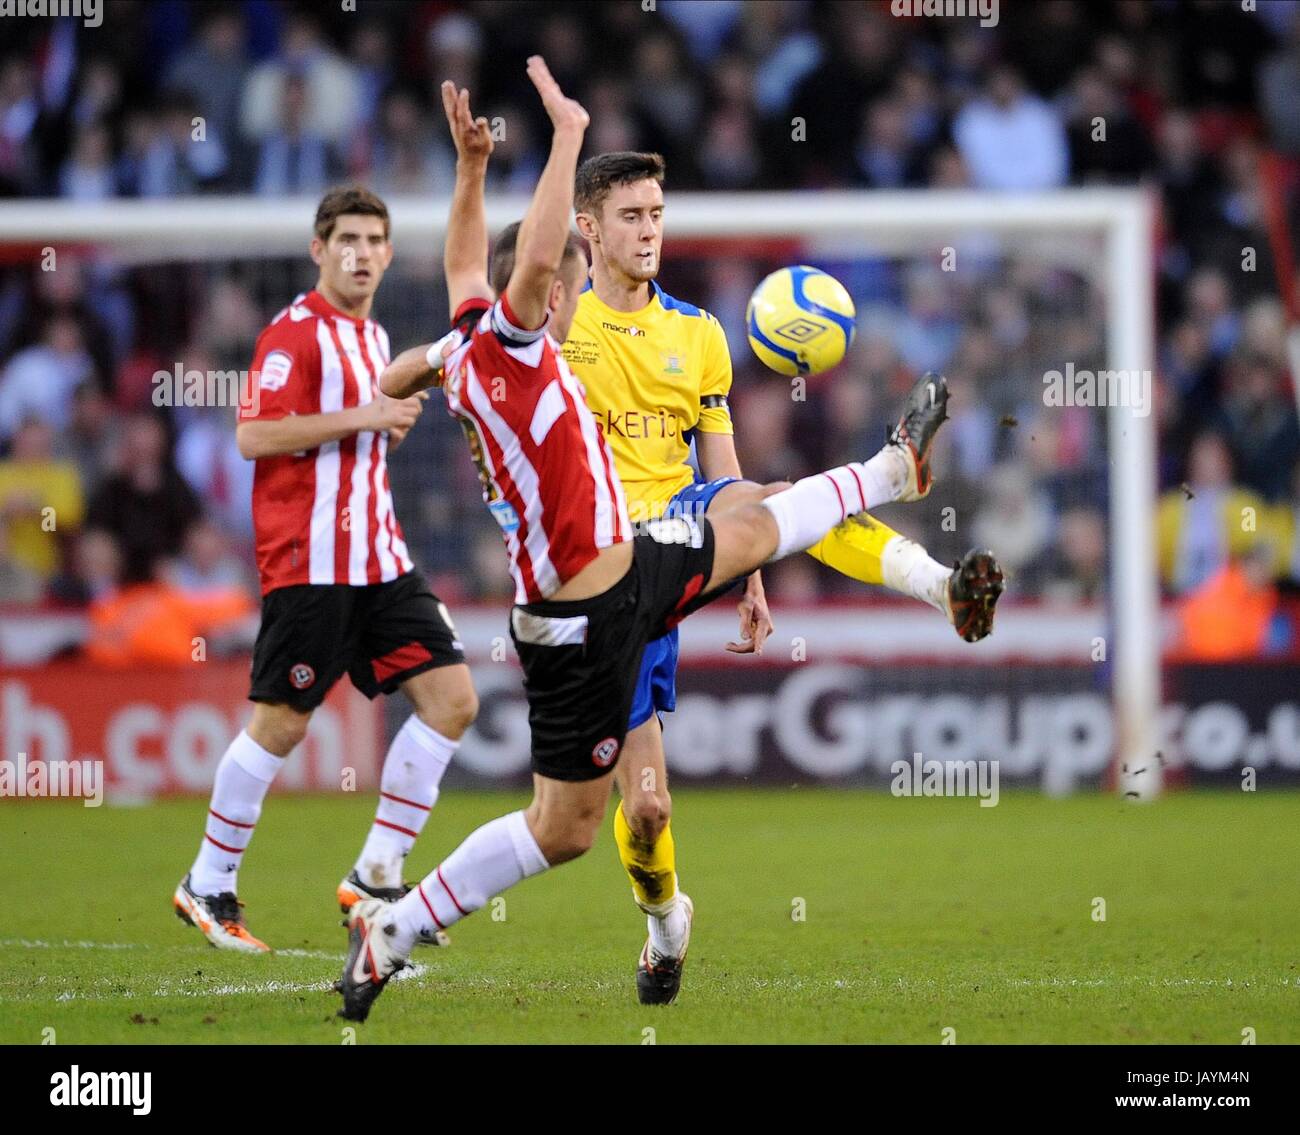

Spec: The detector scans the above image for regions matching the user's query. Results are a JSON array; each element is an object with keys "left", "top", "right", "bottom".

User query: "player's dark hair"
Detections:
[
  {"left": 314, "top": 185, "right": 390, "bottom": 242},
  {"left": 489, "top": 221, "right": 588, "bottom": 295},
  {"left": 574, "top": 152, "right": 666, "bottom": 217}
]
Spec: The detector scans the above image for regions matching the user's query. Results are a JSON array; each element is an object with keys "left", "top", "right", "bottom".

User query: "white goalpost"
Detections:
[{"left": 0, "top": 188, "right": 1162, "bottom": 796}]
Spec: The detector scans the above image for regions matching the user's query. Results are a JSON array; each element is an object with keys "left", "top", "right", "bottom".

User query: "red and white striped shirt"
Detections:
[
  {"left": 442, "top": 295, "right": 631, "bottom": 604},
  {"left": 241, "top": 289, "right": 413, "bottom": 595}
]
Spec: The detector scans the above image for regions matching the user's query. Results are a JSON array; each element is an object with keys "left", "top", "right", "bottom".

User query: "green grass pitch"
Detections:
[{"left": 2, "top": 789, "right": 1297, "bottom": 1044}]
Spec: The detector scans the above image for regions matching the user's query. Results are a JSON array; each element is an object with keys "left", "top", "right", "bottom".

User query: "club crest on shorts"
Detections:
[
  {"left": 289, "top": 663, "right": 316, "bottom": 689},
  {"left": 591, "top": 737, "right": 620, "bottom": 767}
]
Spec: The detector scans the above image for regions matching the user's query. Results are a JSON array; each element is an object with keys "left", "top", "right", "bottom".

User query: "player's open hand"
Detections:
[
  {"left": 727, "top": 574, "right": 774, "bottom": 655},
  {"left": 440, "top": 80, "right": 493, "bottom": 163},
  {"left": 526, "top": 55, "right": 588, "bottom": 137}
]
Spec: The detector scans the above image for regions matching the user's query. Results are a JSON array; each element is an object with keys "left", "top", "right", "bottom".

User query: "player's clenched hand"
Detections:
[
  {"left": 440, "top": 80, "right": 493, "bottom": 163},
  {"left": 526, "top": 55, "right": 588, "bottom": 137},
  {"left": 727, "top": 574, "right": 775, "bottom": 655},
  {"left": 369, "top": 390, "right": 426, "bottom": 437}
]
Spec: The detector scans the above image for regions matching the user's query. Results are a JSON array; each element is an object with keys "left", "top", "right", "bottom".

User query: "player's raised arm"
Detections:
[
  {"left": 376, "top": 82, "right": 492, "bottom": 399},
  {"left": 504, "top": 56, "right": 589, "bottom": 331},
  {"left": 442, "top": 79, "right": 494, "bottom": 318}
]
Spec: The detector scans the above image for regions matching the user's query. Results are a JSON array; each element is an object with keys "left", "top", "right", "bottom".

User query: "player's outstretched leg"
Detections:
[
  {"left": 702, "top": 373, "right": 944, "bottom": 586},
  {"left": 813, "top": 370, "right": 1005, "bottom": 639},
  {"left": 705, "top": 373, "right": 1004, "bottom": 641},
  {"left": 702, "top": 373, "right": 1007, "bottom": 622}
]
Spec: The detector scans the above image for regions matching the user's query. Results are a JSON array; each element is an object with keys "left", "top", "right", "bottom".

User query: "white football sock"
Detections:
[
  {"left": 881, "top": 535, "right": 952, "bottom": 618},
  {"left": 642, "top": 880, "right": 689, "bottom": 958},
  {"left": 385, "top": 810, "right": 549, "bottom": 954},
  {"left": 354, "top": 715, "right": 457, "bottom": 889},
  {"left": 762, "top": 448, "right": 908, "bottom": 560},
  {"left": 188, "top": 731, "right": 282, "bottom": 896}
]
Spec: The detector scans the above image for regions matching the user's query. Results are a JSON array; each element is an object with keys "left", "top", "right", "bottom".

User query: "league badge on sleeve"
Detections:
[{"left": 259, "top": 350, "right": 294, "bottom": 391}]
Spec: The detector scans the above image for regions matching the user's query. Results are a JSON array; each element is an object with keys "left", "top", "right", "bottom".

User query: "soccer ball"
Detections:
[{"left": 745, "top": 265, "right": 856, "bottom": 376}]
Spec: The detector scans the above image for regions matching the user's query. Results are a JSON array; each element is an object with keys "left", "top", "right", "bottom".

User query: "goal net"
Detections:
[{"left": 0, "top": 189, "right": 1160, "bottom": 798}]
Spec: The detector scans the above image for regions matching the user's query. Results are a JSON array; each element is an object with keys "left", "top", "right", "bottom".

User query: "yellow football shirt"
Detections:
[{"left": 561, "top": 281, "right": 733, "bottom": 524}]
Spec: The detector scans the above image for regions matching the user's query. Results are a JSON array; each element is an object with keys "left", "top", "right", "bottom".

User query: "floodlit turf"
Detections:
[{"left": 2, "top": 789, "right": 1297, "bottom": 1044}]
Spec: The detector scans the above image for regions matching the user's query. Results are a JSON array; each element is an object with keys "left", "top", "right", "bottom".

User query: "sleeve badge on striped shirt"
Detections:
[{"left": 259, "top": 350, "right": 293, "bottom": 391}]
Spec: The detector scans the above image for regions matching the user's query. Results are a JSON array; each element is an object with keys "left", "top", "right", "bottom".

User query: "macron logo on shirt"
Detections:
[{"left": 600, "top": 321, "right": 645, "bottom": 337}]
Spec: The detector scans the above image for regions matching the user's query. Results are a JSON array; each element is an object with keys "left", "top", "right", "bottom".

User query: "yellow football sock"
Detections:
[
  {"left": 806, "top": 512, "right": 899, "bottom": 586},
  {"left": 614, "top": 801, "right": 677, "bottom": 911}
]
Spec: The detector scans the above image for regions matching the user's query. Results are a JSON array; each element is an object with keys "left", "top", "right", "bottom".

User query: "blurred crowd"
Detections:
[{"left": 2, "top": 0, "right": 1300, "bottom": 661}]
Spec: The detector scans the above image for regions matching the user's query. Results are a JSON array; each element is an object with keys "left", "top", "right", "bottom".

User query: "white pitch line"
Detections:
[
  {"left": 3, "top": 964, "right": 429, "bottom": 1005},
  {"left": 0, "top": 938, "right": 342, "bottom": 961},
  {"left": 43, "top": 980, "right": 334, "bottom": 1003},
  {"left": 1, "top": 938, "right": 145, "bottom": 950},
  {"left": 4, "top": 941, "right": 1291, "bottom": 988},
  {"left": 258, "top": 948, "right": 343, "bottom": 961},
  {"left": 4, "top": 941, "right": 1293, "bottom": 1001}
]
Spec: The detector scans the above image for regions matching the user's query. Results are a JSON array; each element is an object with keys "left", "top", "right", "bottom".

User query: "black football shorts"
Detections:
[
  {"left": 249, "top": 571, "right": 465, "bottom": 711},
  {"left": 508, "top": 516, "right": 723, "bottom": 781}
]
